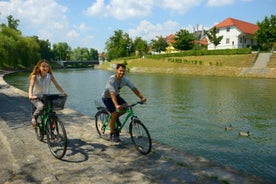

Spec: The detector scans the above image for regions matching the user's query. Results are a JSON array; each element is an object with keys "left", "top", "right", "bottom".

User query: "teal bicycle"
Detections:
[
  {"left": 32, "top": 94, "right": 68, "bottom": 159},
  {"left": 95, "top": 100, "right": 152, "bottom": 155}
]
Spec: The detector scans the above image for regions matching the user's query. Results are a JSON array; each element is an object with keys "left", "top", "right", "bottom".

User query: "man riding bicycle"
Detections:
[{"left": 102, "top": 64, "right": 147, "bottom": 142}]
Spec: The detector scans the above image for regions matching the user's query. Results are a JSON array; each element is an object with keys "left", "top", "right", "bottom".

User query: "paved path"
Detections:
[
  {"left": 0, "top": 71, "right": 270, "bottom": 184},
  {"left": 253, "top": 53, "right": 272, "bottom": 68}
]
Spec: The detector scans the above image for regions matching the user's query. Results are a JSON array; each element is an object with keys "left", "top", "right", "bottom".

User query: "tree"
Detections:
[
  {"left": 174, "top": 29, "right": 195, "bottom": 50},
  {"left": 52, "top": 42, "right": 70, "bottom": 60},
  {"left": 34, "top": 37, "right": 53, "bottom": 60},
  {"left": 105, "top": 29, "right": 133, "bottom": 60},
  {"left": 254, "top": 14, "right": 276, "bottom": 50},
  {"left": 206, "top": 27, "right": 223, "bottom": 49},
  {"left": 7, "top": 15, "right": 20, "bottom": 31},
  {"left": 133, "top": 37, "right": 148, "bottom": 56},
  {"left": 89, "top": 48, "right": 99, "bottom": 60},
  {"left": 150, "top": 36, "right": 168, "bottom": 53}
]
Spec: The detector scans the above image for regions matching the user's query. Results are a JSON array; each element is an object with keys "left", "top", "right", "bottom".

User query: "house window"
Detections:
[
  {"left": 216, "top": 29, "right": 219, "bottom": 33},
  {"left": 240, "top": 38, "right": 242, "bottom": 43},
  {"left": 226, "top": 27, "right": 230, "bottom": 32},
  {"left": 226, "top": 38, "right": 230, "bottom": 44}
]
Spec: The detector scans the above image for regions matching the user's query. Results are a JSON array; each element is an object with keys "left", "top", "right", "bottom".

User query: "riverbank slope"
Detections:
[
  {"left": 0, "top": 71, "right": 273, "bottom": 184},
  {"left": 98, "top": 54, "right": 276, "bottom": 79}
]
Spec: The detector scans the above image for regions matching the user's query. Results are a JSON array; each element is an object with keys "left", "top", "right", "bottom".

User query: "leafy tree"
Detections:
[
  {"left": 206, "top": 26, "right": 223, "bottom": 49},
  {"left": 89, "top": 48, "right": 99, "bottom": 60},
  {"left": 105, "top": 29, "right": 133, "bottom": 60},
  {"left": 133, "top": 37, "right": 148, "bottom": 56},
  {"left": 254, "top": 14, "right": 276, "bottom": 50},
  {"left": 174, "top": 29, "right": 195, "bottom": 50},
  {"left": 7, "top": 15, "right": 20, "bottom": 31},
  {"left": 17, "top": 36, "right": 40, "bottom": 67},
  {"left": 150, "top": 36, "right": 168, "bottom": 53},
  {"left": 33, "top": 37, "right": 53, "bottom": 60},
  {"left": 52, "top": 42, "right": 70, "bottom": 60}
]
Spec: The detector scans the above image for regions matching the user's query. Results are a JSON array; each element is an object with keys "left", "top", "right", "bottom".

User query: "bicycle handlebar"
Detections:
[{"left": 123, "top": 101, "right": 144, "bottom": 109}]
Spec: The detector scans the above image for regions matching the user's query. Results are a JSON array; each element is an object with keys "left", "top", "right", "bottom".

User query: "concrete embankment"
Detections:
[{"left": 0, "top": 71, "right": 271, "bottom": 184}]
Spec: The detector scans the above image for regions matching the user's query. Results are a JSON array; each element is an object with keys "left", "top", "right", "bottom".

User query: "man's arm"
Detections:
[{"left": 132, "top": 87, "right": 147, "bottom": 102}]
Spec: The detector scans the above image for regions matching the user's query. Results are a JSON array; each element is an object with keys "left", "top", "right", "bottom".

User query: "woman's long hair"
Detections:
[{"left": 29, "top": 59, "right": 53, "bottom": 80}]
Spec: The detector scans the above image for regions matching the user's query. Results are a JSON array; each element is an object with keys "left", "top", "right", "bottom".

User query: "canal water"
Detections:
[{"left": 4, "top": 68, "right": 276, "bottom": 182}]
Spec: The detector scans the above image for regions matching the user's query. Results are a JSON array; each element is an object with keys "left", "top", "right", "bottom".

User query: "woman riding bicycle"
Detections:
[
  {"left": 28, "top": 59, "right": 67, "bottom": 128},
  {"left": 102, "top": 63, "right": 147, "bottom": 142}
]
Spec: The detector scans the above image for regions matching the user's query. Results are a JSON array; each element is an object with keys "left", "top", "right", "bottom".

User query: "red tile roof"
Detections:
[
  {"left": 166, "top": 34, "right": 176, "bottom": 43},
  {"left": 215, "top": 17, "right": 259, "bottom": 35}
]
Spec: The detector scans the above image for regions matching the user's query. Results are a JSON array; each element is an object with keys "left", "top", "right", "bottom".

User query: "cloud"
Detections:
[
  {"left": 84, "top": 0, "right": 203, "bottom": 20},
  {"left": 207, "top": 0, "right": 235, "bottom": 7},
  {"left": 85, "top": 0, "right": 154, "bottom": 20},
  {"left": 128, "top": 20, "right": 181, "bottom": 41},
  {"left": 0, "top": 0, "right": 68, "bottom": 40},
  {"left": 160, "top": 0, "right": 202, "bottom": 14}
]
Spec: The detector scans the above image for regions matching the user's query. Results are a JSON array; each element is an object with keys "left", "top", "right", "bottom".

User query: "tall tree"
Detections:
[
  {"left": 52, "top": 42, "right": 70, "bottom": 60},
  {"left": 105, "top": 29, "right": 133, "bottom": 60},
  {"left": 174, "top": 29, "right": 195, "bottom": 50},
  {"left": 133, "top": 37, "right": 148, "bottom": 56},
  {"left": 254, "top": 14, "right": 276, "bottom": 50},
  {"left": 7, "top": 15, "right": 20, "bottom": 31},
  {"left": 89, "top": 48, "right": 99, "bottom": 60},
  {"left": 206, "top": 27, "right": 223, "bottom": 49},
  {"left": 150, "top": 36, "right": 168, "bottom": 53}
]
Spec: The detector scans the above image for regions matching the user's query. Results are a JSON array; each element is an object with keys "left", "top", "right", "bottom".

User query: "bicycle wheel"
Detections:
[
  {"left": 129, "top": 119, "right": 152, "bottom": 155},
  {"left": 46, "top": 116, "right": 67, "bottom": 159},
  {"left": 35, "top": 116, "right": 44, "bottom": 141},
  {"left": 95, "top": 111, "right": 109, "bottom": 137}
]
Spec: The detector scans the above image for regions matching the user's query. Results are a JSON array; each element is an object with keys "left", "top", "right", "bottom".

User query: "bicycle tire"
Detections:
[
  {"left": 95, "top": 111, "right": 109, "bottom": 137},
  {"left": 129, "top": 119, "right": 152, "bottom": 155},
  {"left": 35, "top": 116, "right": 44, "bottom": 141},
  {"left": 46, "top": 116, "right": 67, "bottom": 159}
]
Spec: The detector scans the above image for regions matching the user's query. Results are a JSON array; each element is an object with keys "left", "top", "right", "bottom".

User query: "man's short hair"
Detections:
[{"left": 116, "top": 63, "right": 126, "bottom": 69}]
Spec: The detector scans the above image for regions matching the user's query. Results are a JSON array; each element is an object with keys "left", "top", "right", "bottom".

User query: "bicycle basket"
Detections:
[{"left": 45, "top": 95, "right": 67, "bottom": 110}]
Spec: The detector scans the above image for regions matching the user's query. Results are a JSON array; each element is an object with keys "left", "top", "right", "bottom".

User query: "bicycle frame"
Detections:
[
  {"left": 37, "top": 103, "right": 55, "bottom": 133},
  {"left": 101, "top": 102, "right": 142, "bottom": 133},
  {"left": 31, "top": 97, "right": 55, "bottom": 133},
  {"left": 95, "top": 101, "right": 152, "bottom": 154},
  {"left": 116, "top": 108, "right": 138, "bottom": 132}
]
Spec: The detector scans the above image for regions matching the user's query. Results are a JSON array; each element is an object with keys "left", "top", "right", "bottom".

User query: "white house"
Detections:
[{"left": 208, "top": 17, "right": 259, "bottom": 50}]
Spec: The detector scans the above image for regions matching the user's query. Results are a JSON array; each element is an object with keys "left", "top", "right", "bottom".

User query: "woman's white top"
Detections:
[{"left": 33, "top": 73, "right": 51, "bottom": 97}]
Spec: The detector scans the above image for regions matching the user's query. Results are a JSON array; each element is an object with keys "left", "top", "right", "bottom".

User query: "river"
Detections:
[{"left": 4, "top": 68, "right": 276, "bottom": 183}]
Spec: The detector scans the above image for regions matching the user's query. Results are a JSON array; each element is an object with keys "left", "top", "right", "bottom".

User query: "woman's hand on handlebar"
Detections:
[
  {"left": 29, "top": 95, "right": 38, "bottom": 100},
  {"left": 61, "top": 92, "right": 67, "bottom": 96}
]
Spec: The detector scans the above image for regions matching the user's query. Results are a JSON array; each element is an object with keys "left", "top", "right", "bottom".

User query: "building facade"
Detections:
[{"left": 208, "top": 17, "right": 259, "bottom": 50}]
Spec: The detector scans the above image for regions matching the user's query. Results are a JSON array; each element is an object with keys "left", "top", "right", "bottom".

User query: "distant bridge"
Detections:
[{"left": 56, "top": 60, "right": 99, "bottom": 68}]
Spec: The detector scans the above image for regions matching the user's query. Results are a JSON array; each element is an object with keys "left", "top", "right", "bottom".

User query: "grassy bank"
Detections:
[
  {"left": 98, "top": 54, "right": 257, "bottom": 77},
  {"left": 98, "top": 53, "right": 276, "bottom": 78}
]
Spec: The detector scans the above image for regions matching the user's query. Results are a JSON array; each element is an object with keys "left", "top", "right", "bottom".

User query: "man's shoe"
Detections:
[{"left": 110, "top": 133, "right": 120, "bottom": 142}]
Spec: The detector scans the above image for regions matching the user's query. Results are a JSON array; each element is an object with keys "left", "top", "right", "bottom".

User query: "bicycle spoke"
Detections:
[
  {"left": 46, "top": 117, "right": 67, "bottom": 159},
  {"left": 95, "top": 111, "right": 109, "bottom": 137},
  {"left": 130, "top": 120, "right": 152, "bottom": 155}
]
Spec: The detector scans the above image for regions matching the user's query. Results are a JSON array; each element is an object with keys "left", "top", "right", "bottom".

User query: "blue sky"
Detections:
[{"left": 0, "top": 0, "right": 275, "bottom": 52}]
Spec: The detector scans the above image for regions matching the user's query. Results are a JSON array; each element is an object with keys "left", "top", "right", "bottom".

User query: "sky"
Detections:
[{"left": 0, "top": 0, "right": 275, "bottom": 52}]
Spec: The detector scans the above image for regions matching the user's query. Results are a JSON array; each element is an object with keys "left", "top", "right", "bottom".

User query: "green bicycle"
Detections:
[
  {"left": 32, "top": 94, "right": 68, "bottom": 159},
  {"left": 95, "top": 100, "right": 152, "bottom": 155}
]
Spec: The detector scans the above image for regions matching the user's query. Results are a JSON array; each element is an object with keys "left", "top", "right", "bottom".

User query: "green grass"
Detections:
[{"left": 99, "top": 54, "right": 257, "bottom": 77}]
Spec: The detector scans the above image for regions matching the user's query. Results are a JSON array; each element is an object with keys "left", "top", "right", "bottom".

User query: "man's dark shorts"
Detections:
[{"left": 102, "top": 95, "right": 126, "bottom": 113}]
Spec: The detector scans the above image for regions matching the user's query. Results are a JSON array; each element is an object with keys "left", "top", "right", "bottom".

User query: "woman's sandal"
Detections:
[{"left": 31, "top": 118, "right": 38, "bottom": 128}]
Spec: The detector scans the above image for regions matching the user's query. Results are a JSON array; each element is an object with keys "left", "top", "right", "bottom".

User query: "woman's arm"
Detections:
[
  {"left": 28, "top": 75, "right": 36, "bottom": 99},
  {"left": 51, "top": 75, "right": 66, "bottom": 96}
]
